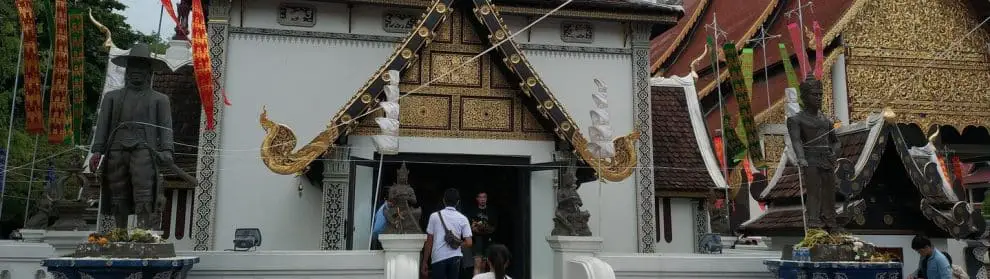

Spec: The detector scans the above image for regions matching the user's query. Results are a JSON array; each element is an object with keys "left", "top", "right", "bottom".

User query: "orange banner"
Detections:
[
  {"left": 48, "top": 0, "right": 70, "bottom": 143},
  {"left": 15, "top": 0, "right": 44, "bottom": 134},
  {"left": 191, "top": 0, "right": 216, "bottom": 130},
  {"left": 69, "top": 9, "right": 85, "bottom": 144}
]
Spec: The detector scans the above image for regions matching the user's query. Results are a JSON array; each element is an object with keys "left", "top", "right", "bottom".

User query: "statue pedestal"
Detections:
[
  {"left": 18, "top": 229, "right": 46, "bottom": 243},
  {"left": 44, "top": 230, "right": 93, "bottom": 256},
  {"left": 380, "top": 234, "right": 426, "bottom": 279},
  {"left": 764, "top": 260, "right": 902, "bottom": 279},
  {"left": 0, "top": 240, "right": 55, "bottom": 278},
  {"left": 42, "top": 256, "right": 199, "bottom": 279},
  {"left": 547, "top": 236, "right": 603, "bottom": 279}
]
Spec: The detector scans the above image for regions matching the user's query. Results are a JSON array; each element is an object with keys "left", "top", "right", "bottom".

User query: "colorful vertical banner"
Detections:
[
  {"left": 813, "top": 21, "right": 825, "bottom": 80},
  {"left": 706, "top": 36, "right": 719, "bottom": 72},
  {"left": 742, "top": 48, "right": 754, "bottom": 95},
  {"left": 713, "top": 133, "right": 726, "bottom": 177},
  {"left": 786, "top": 22, "right": 810, "bottom": 78},
  {"left": 69, "top": 9, "right": 85, "bottom": 144},
  {"left": 951, "top": 156, "right": 964, "bottom": 187},
  {"left": 48, "top": 0, "right": 71, "bottom": 144},
  {"left": 778, "top": 44, "right": 801, "bottom": 93},
  {"left": 191, "top": 0, "right": 217, "bottom": 130},
  {"left": 723, "top": 43, "right": 762, "bottom": 161},
  {"left": 15, "top": 0, "right": 45, "bottom": 134}
]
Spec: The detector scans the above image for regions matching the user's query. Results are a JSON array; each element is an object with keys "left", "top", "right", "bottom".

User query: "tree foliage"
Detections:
[{"left": 0, "top": 0, "right": 165, "bottom": 237}]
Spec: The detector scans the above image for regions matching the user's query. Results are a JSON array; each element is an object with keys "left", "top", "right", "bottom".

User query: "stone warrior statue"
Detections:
[
  {"left": 89, "top": 43, "right": 177, "bottom": 231},
  {"left": 786, "top": 74, "right": 841, "bottom": 231},
  {"left": 552, "top": 162, "right": 592, "bottom": 236},
  {"left": 383, "top": 163, "right": 422, "bottom": 234}
]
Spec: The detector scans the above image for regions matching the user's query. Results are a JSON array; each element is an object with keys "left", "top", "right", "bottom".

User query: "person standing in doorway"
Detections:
[
  {"left": 422, "top": 188, "right": 473, "bottom": 279},
  {"left": 466, "top": 191, "right": 498, "bottom": 274},
  {"left": 371, "top": 198, "right": 393, "bottom": 250},
  {"left": 908, "top": 235, "right": 952, "bottom": 279}
]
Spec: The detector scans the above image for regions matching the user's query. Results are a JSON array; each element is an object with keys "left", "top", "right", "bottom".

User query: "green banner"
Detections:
[
  {"left": 779, "top": 43, "right": 801, "bottom": 99},
  {"left": 68, "top": 8, "right": 84, "bottom": 145},
  {"left": 742, "top": 48, "right": 754, "bottom": 96},
  {"left": 723, "top": 43, "right": 762, "bottom": 161}
]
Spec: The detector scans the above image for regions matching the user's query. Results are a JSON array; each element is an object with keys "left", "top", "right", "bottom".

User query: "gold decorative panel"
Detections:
[
  {"left": 461, "top": 13, "right": 483, "bottom": 45},
  {"left": 430, "top": 52, "right": 483, "bottom": 87},
  {"left": 459, "top": 96, "right": 514, "bottom": 132},
  {"left": 353, "top": 11, "right": 553, "bottom": 140},
  {"left": 761, "top": 134, "right": 786, "bottom": 178},
  {"left": 400, "top": 94, "right": 452, "bottom": 129},
  {"left": 841, "top": 0, "right": 990, "bottom": 129}
]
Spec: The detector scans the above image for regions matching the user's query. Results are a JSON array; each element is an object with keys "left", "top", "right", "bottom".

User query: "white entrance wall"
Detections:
[
  {"left": 654, "top": 198, "right": 698, "bottom": 253},
  {"left": 215, "top": 32, "right": 394, "bottom": 251}
]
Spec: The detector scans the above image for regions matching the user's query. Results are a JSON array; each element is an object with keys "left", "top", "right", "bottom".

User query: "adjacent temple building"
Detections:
[{"left": 650, "top": 0, "right": 990, "bottom": 275}]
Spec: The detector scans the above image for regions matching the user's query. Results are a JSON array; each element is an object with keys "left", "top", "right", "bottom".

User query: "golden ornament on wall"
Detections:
[{"left": 259, "top": 107, "right": 339, "bottom": 175}]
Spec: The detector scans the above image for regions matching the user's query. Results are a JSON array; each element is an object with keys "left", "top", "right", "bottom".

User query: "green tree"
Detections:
[{"left": 0, "top": 0, "right": 163, "bottom": 237}]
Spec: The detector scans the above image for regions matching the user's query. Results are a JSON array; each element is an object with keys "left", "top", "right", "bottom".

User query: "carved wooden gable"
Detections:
[
  {"left": 354, "top": 9, "right": 553, "bottom": 140},
  {"left": 843, "top": 0, "right": 990, "bottom": 130}
]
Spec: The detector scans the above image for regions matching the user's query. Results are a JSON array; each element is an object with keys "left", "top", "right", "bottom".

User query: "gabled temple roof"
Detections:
[
  {"left": 740, "top": 115, "right": 988, "bottom": 239},
  {"left": 650, "top": 76, "right": 728, "bottom": 197}
]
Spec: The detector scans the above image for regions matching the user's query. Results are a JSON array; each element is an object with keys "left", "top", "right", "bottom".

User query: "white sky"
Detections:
[{"left": 119, "top": 0, "right": 177, "bottom": 40}]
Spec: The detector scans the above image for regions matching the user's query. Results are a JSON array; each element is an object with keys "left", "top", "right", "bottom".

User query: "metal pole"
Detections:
[
  {"left": 369, "top": 153, "right": 385, "bottom": 249},
  {"left": 0, "top": 31, "right": 25, "bottom": 225},
  {"left": 710, "top": 13, "right": 731, "bottom": 230},
  {"left": 21, "top": 51, "right": 54, "bottom": 227},
  {"left": 156, "top": 5, "right": 165, "bottom": 38}
]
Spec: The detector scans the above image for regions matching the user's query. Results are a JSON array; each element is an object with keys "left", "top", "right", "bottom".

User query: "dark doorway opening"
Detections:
[{"left": 373, "top": 153, "right": 532, "bottom": 279}]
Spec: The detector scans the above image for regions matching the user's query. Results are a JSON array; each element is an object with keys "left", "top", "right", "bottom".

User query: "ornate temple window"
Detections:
[
  {"left": 560, "top": 21, "right": 594, "bottom": 44},
  {"left": 382, "top": 10, "right": 418, "bottom": 33}
]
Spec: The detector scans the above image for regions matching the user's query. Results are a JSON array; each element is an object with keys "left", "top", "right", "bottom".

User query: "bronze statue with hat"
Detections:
[{"left": 88, "top": 43, "right": 194, "bottom": 232}]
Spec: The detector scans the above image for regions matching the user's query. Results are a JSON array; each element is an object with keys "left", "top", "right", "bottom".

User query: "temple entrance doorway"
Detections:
[{"left": 373, "top": 153, "right": 532, "bottom": 279}]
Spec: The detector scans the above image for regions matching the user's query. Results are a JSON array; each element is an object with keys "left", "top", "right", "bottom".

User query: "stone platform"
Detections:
[
  {"left": 764, "top": 260, "right": 902, "bottom": 279},
  {"left": 42, "top": 256, "right": 199, "bottom": 279}
]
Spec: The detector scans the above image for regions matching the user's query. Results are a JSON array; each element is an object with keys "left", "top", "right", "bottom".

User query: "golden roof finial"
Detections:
[{"left": 689, "top": 45, "right": 709, "bottom": 80}]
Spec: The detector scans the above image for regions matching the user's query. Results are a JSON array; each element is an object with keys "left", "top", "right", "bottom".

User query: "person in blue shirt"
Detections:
[
  {"left": 371, "top": 200, "right": 393, "bottom": 250},
  {"left": 908, "top": 235, "right": 952, "bottom": 279}
]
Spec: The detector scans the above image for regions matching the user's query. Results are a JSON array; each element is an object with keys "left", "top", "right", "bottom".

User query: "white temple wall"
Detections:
[
  {"left": 653, "top": 198, "right": 697, "bottom": 253},
  {"left": 501, "top": 15, "right": 628, "bottom": 48},
  {"left": 526, "top": 50, "right": 638, "bottom": 253},
  {"left": 215, "top": 32, "right": 394, "bottom": 250}
]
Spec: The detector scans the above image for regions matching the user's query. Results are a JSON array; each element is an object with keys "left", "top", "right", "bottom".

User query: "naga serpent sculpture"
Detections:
[{"left": 259, "top": 107, "right": 339, "bottom": 175}]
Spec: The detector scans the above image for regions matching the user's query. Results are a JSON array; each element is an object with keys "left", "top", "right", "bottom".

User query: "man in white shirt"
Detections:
[{"left": 422, "top": 188, "right": 474, "bottom": 279}]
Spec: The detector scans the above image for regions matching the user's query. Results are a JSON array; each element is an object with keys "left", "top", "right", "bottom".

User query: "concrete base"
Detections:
[
  {"left": 18, "top": 229, "right": 46, "bottom": 243},
  {"left": 547, "top": 236, "right": 604, "bottom": 279},
  {"left": 0, "top": 240, "right": 55, "bottom": 279},
  {"left": 44, "top": 230, "right": 93, "bottom": 256},
  {"left": 379, "top": 234, "right": 426, "bottom": 260}
]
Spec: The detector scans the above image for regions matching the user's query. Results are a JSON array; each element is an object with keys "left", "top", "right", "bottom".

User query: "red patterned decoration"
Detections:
[
  {"left": 191, "top": 0, "right": 216, "bottom": 130},
  {"left": 15, "top": 0, "right": 45, "bottom": 134},
  {"left": 48, "top": 0, "right": 71, "bottom": 143}
]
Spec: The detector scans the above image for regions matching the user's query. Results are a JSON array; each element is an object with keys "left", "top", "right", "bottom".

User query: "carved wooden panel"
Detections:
[
  {"left": 561, "top": 21, "right": 594, "bottom": 43},
  {"left": 400, "top": 94, "right": 452, "bottom": 129},
  {"left": 383, "top": 10, "right": 418, "bottom": 33},
  {"left": 430, "top": 52, "right": 482, "bottom": 87},
  {"left": 842, "top": 0, "right": 990, "bottom": 129},
  {"left": 761, "top": 134, "right": 786, "bottom": 178},
  {"left": 459, "top": 96, "right": 514, "bottom": 132},
  {"left": 353, "top": 11, "right": 553, "bottom": 140}
]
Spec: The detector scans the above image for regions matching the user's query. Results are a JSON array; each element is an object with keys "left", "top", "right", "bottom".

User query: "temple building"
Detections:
[
  {"left": 649, "top": 0, "right": 990, "bottom": 275},
  {"left": 63, "top": 0, "right": 764, "bottom": 278}
]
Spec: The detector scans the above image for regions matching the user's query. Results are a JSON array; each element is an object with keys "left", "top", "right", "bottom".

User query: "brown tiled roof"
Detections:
[
  {"left": 652, "top": 85, "right": 719, "bottom": 196},
  {"left": 737, "top": 207, "right": 805, "bottom": 235},
  {"left": 152, "top": 66, "right": 200, "bottom": 180},
  {"left": 494, "top": 0, "right": 684, "bottom": 14},
  {"left": 662, "top": 0, "right": 778, "bottom": 77},
  {"left": 760, "top": 128, "right": 872, "bottom": 200}
]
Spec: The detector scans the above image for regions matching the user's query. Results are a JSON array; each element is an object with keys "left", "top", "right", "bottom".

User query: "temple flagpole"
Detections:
[
  {"left": 0, "top": 31, "right": 25, "bottom": 223},
  {"left": 369, "top": 153, "right": 385, "bottom": 249},
  {"left": 21, "top": 51, "right": 55, "bottom": 227},
  {"left": 705, "top": 13, "right": 731, "bottom": 230}
]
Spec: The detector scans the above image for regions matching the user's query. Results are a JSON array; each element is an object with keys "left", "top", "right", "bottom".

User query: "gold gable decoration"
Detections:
[
  {"left": 260, "top": 108, "right": 339, "bottom": 175},
  {"left": 257, "top": 0, "right": 640, "bottom": 182}
]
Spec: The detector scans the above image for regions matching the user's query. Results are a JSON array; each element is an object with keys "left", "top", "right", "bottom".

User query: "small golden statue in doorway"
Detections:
[
  {"left": 384, "top": 163, "right": 423, "bottom": 234},
  {"left": 552, "top": 162, "right": 592, "bottom": 236}
]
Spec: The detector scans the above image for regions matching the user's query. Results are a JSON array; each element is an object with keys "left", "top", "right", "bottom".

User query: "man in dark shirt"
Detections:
[{"left": 465, "top": 191, "right": 497, "bottom": 275}]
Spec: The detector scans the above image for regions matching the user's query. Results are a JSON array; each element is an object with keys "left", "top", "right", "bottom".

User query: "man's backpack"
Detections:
[{"left": 438, "top": 211, "right": 463, "bottom": 249}]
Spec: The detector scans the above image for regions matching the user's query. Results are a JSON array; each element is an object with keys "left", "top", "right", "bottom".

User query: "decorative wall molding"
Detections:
[
  {"left": 193, "top": 0, "right": 232, "bottom": 251},
  {"left": 382, "top": 10, "right": 418, "bottom": 33},
  {"left": 227, "top": 27, "right": 631, "bottom": 55},
  {"left": 322, "top": 147, "right": 351, "bottom": 250},
  {"left": 630, "top": 22, "right": 656, "bottom": 254},
  {"left": 277, "top": 3, "right": 317, "bottom": 27},
  {"left": 560, "top": 21, "right": 594, "bottom": 44}
]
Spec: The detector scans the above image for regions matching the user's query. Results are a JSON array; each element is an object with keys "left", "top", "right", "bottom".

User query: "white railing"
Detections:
[
  {"left": 567, "top": 256, "right": 617, "bottom": 279},
  {"left": 179, "top": 250, "right": 384, "bottom": 278},
  {"left": 598, "top": 253, "right": 776, "bottom": 279}
]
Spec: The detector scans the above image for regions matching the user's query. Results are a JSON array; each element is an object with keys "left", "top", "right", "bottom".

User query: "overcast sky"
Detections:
[{"left": 119, "top": 0, "right": 177, "bottom": 40}]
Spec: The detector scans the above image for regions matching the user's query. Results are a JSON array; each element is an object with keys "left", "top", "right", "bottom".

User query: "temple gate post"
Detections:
[
  {"left": 321, "top": 147, "right": 351, "bottom": 250},
  {"left": 630, "top": 22, "right": 657, "bottom": 253},
  {"left": 192, "top": 0, "right": 232, "bottom": 251}
]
